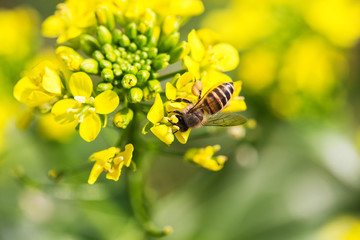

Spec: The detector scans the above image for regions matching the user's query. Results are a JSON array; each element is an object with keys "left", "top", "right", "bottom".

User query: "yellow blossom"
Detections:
[
  {"left": 13, "top": 61, "right": 64, "bottom": 108},
  {"left": 51, "top": 72, "right": 119, "bottom": 142},
  {"left": 88, "top": 144, "right": 134, "bottom": 184},
  {"left": 184, "top": 145, "right": 227, "bottom": 171},
  {"left": 146, "top": 94, "right": 190, "bottom": 145}
]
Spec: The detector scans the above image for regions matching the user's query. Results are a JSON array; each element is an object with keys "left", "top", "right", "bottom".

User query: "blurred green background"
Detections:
[{"left": 1, "top": 0, "right": 360, "bottom": 239}]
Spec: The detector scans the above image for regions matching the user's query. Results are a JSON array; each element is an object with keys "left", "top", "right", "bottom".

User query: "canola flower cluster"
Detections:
[{"left": 13, "top": 0, "right": 246, "bottom": 185}]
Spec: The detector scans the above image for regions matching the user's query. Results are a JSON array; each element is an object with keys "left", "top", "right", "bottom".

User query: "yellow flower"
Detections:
[
  {"left": 42, "top": 0, "right": 99, "bottom": 43},
  {"left": 184, "top": 28, "right": 239, "bottom": 81},
  {"left": 165, "top": 72, "right": 197, "bottom": 101},
  {"left": 51, "top": 72, "right": 119, "bottom": 142},
  {"left": 184, "top": 145, "right": 227, "bottom": 171},
  {"left": 88, "top": 144, "right": 134, "bottom": 184},
  {"left": 13, "top": 61, "right": 64, "bottom": 108},
  {"left": 146, "top": 94, "right": 190, "bottom": 145},
  {"left": 151, "top": 0, "right": 204, "bottom": 17}
]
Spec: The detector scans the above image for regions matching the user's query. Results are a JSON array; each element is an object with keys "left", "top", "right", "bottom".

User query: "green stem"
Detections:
[
  {"left": 158, "top": 69, "right": 186, "bottom": 81},
  {"left": 124, "top": 112, "right": 172, "bottom": 237}
]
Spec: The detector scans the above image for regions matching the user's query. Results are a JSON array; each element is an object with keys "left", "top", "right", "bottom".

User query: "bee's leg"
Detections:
[{"left": 174, "top": 98, "right": 192, "bottom": 104}]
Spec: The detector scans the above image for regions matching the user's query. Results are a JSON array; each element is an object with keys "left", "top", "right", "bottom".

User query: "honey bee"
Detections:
[{"left": 171, "top": 81, "right": 247, "bottom": 132}]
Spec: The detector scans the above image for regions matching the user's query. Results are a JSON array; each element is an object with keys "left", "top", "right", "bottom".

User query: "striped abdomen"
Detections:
[{"left": 201, "top": 82, "right": 234, "bottom": 115}]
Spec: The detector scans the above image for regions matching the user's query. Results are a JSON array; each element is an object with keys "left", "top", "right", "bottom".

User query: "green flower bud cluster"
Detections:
[{"left": 76, "top": 8, "right": 186, "bottom": 104}]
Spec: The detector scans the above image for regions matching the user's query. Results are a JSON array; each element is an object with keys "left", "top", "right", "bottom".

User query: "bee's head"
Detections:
[{"left": 175, "top": 114, "right": 189, "bottom": 132}]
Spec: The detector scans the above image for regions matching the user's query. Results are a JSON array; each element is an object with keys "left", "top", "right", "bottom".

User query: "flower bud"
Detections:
[
  {"left": 113, "top": 68, "right": 123, "bottom": 77},
  {"left": 80, "top": 34, "right": 100, "bottom": 55},
  {"left": 99, "top": 59, "right": 112, "bottom": 69},
  {"left": 136, "top": 70, "right": 150, "bottom": 84},
  {"left": 125, "top": 22, "right": 137, "bottom": 40},
  {"left": 56, "top": 46, "right": 83, "bottom": 71},
  {"left": 121, "top": 74, "right": 137, "bottom": 88},
  {"left": 143, "top": 86, "right": 155, "bottom": 101},
  {"left": 159, "top": 32, "right": 180, "bottom": 53},
  {"left": 114, "top": 10, "right": 126, "bottom": 27},
  {"left": 128, "top": 42, "right": 137, "bottom": 52},
  {"left": 152, "top": 53, "right": 170, "bottom": 70},
  {"left": 93, "top": 50, "right": 105, "bottom": 62},
  {"left": 119, "top": 34, "right": 130, "bottom": 47},
  {"left": 80, "top": 59, "right": 99, "bottom": 74},
  {"left": 113, "top": 108, "right": 134, "bottom": 129},
  {"left": 135, "top": 34, "right": 147, "bottom": 47},
  {"left": 147, "top": 80, "right": 162, "bottom": 92},
  {"left": 128, "top": 87, "right": 143, "bottom": 103},
  {"left": 97, "top": 25, "right": 112, "bottom": 45},
  {"left": 127, "top": 65, "right": 138, "bottom": 75},
  {"left": 162, "top": 15, "right": 180, "bottom": 35},
  {"left": 101, "top": 68, "right": 114, "bottom": 81},
  {"left": 97, "top": 82, "right": 113, "bottom": 92},
  {"left": 112, "top": 29, "right": 123, "bottom": 44},
  {"left": 95, "top": 6, "right": 115, "bottom": 31},
  {"left": 147, "top": 47, "right": 158, "bottom": 58},
  {"left": 169, "top": 41, "right": 189, "bottom": 64}
]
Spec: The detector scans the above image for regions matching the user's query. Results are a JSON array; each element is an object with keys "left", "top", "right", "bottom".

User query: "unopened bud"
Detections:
[
  {"left": 169, "top": 41, "right": 189, "bottom": 64},
  {"left": 114, "top": 10, "right": 126, "bottom": 27},
  {"left": 113, "top": 68, "right": 123, "bottom": 77},
  {"left": 95, "top": 6, "right": 115, "bottom": 31},
  {"left": 121, "top": 74, "right": 137, "bottom": 88},
  {"left": 136, "top": 70, "right": 150, "bottom": 84},
  {"left": 80, "top": 34, "right": 100, "bottom": 55},
  {"left": 56, "top": 46, "right": 83, "bottom": 71},
  {"left": 112, "top": 29, "right": 123, "bottom": 44},
  {"left": 101, "top": 68, "right": 114, "bottom": 82},
  {"left": 147, "top": 47, "right": 158, "bottom": 58},
  {"left": 152, "top": 53, "right": 170, "bottom": 70},
  {"left": 143, "top": 86, "right": 155, "bottom": 101},
  {"left": 119, "top": 34, "right": 130, "bottom": 47},
  {"left": 147, "top": 80, "right": 162, "bottom": 92},
  {"left": 113, "top": 108, "right": 134, "bottom": 129},
  {"left": 97, "top": 25, "right": 112, "bottom": 45},
  {"left": 128, "top": 42, "right": 137, "bottom": 52},
  {"left": 135, "top": 34, "right": 147, "bottom": 47},
  {"left": 93, "top": 50, "right": 104, "bottom": 62},
  {"left": 162, "top": 15, "right": 180, "bottom": 35},
  {"left": 80, "top": 59, "right": 99, "bottom": 74},
  {"left": 99, "top": 59, "right": 112, "bottom": 69},
  {"left": 97, "top": 82, "right": 113, "bottom": 92},
  {"left": 125, "top": 22, "right": 137, "bottom": 40},
  {"left": 128, "top": 87, "right": 143, "bottom": 103},
  {"left": 159, "top": 32, "right": 180, "bottom": 53}
]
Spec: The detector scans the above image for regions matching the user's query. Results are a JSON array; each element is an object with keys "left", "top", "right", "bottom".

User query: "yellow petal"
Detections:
[
  {"left": 69, "top": 72, "right": 93, "bottom": 98},
  {"left": 188, "top": 29, "right": 205, "bottom": 62},
  {"left": 120, "top": 144, "right": 134, "bottom": 167},
  {"left": 165, "top": 101, "right": 187, "bottom": 113},
  {"left": 176, "top": 72, "right": 195, "bottom": 89},
  {"left": 147, "top": 94, "right": 164, "bottom": 124},
  {"left": 89, "top": 147, "right": 120, "bottom": 164},
  {"left": 42, "top": 66, "right": 63, "bottom": 94},
  {"left": 52, "top": 99, "right": 79, "bottom": 124},
  {"left": 41, "top": 15, "right": 64, "bottom": 38},
  {"left": 233, "top": 81, "right": 242, "bottom": 97},
  {"left": 88, "top": 162, "right": 104, "bottom": 184},
  {"left": 150, "top": 125, "right": 174, "bottom": 145},
  {"left": 105, "top": 163, "right": 122, "bottom": 181},
  {"left": 210, "top": 43, "right": 239, "bottom": 71},
  {"left": 79, "top": 112, "right": 101, "bottom": 142},
  {"left": 196, "top": 28, "right": 219, "bottom": 48},
  {"left": 27, "top": 90, "right": 54, "bottom": 107},
  {"left": 222, "top": 97, "right": 247, "bottom": 113},
  {"left": 183, "top": 56, "right": 200, "bottom": 78},
  {"left": 165, "top": 82, "right": 177, "bottom": 100},
  {"left": 13, "top": 76, "right": 38, "bottom": 103},
  {"left": 201, "top": 71, "right": 232, "bottom": 94},
  {"left": 175, "top": 129, "right": 191, "bottom": 144},
  {"left": 94, "top": 90, "right": 119, "bottom": 114}
]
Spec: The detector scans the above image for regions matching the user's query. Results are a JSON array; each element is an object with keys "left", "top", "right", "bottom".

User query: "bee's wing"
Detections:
[{"left": 203, "top": 112, "right": 247, "bottom": 127}]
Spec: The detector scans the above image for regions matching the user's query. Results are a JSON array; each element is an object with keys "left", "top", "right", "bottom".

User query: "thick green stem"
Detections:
[{"left": 124, "top": 112, "right": 172, "bottom": 237}]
